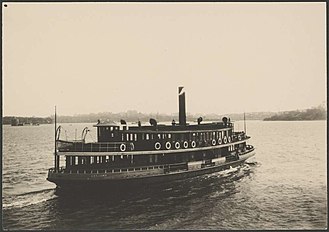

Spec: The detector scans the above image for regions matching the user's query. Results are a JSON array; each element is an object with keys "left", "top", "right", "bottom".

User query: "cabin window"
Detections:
[
  {"left": 111, "top": 133, "right": 114, "bottom": 138},
  {"left": 162, "top": 134, "right": 165, "bottom": 139},
  {"left": 110, "top": 127, "right": 113, "bottom": 131},
  {"left": 158, "top": 134, "right": 161, "bottom": 139},
  {"left": 151, "top": 134, "right": 154, "bottom": 140},
  {"left": 130, "top": 134, "right": 133, "bottom": 141},
  {"left": 126, "top": 134, "right": 129, "bottom": 141},
  {"left": 134, "top": 134, "right": 137, "bottom": 141},
  {"left": 168, "top": 134, "right": 171, "bottom": 139},
  {"left": 146, "top": 134, "right": 149, "bottom": 140}
]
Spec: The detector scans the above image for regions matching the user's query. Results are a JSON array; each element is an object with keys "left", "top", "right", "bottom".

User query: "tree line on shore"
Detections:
[
  {"left": 263, "top": 105, "right": 326, "bottom": 121},
  {"left": 2, "top": 116, "right": 52, "bottom": 125}
]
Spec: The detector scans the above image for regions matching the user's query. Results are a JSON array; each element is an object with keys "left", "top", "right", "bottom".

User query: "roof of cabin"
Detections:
[{"left": 94, "top": 121, "right": 233, "bottom": 131}]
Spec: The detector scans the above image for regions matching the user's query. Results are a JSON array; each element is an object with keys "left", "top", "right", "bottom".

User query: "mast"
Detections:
[
  {"left": 244, "top": 112, "right": 247, "bottom": 134},
  {"left": 54, "top": 106, "right": 57, "bottom": 171}
]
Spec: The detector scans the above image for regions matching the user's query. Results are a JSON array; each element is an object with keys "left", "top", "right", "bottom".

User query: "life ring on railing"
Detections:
[
  {"left": 175, "top": 142, "right": 180, "bottom": 149},
  {"left": 238, "top": 135, "right": 242, "bottom": 141},
  {"left": 223, "top": 136, "right": 228, "bottom": 144},
  {"left": 191, "top": 141, "right": 196, "bottom": 148},
  {"left": 228, "top": 136, "right": 231, "bottom": 143},
  {"left": 120, "top": 143, "right": 126, "bottom": 152},
  {"left": 155, "top": 142, "right": 161, "bottom": 150},
  {"left": 218, "top": 138, "right": 222, "bottom": 145},
  {"left": 211, "top": 139, "right": 216, "bottom": 146},
  {"left": 183, "top": 141, "right": 188, "bottom": 149},
  {"left": 130, "top": 143, "right": 135, "bottom": 151},
  {"left": 165, "top": 142, "right": 171, "bottom": 150}
]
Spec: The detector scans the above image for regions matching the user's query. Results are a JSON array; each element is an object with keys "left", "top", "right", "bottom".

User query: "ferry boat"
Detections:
[{"left": 47, "top": 87, "right": 255, "bottom": 188}]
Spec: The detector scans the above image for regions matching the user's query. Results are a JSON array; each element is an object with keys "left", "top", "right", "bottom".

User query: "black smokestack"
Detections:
[{"left": 178, "top": 86, "right": 186, "bottom": 126}]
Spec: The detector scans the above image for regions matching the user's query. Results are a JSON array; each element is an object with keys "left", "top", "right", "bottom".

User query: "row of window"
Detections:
[
  {"left": 67, "top": 155, "right": 126, "bottom": 165},
  {"left": 120, "top": 131, "right": 231, "bottom": 142}
]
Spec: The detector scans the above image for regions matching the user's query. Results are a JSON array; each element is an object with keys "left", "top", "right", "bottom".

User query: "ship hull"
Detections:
[{"left": 48, "top": 150, "right": 255, "bottom": 189}]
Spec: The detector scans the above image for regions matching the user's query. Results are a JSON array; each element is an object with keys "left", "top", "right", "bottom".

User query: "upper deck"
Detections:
[{"left": 93, "top": 120, "right": 234, "bottom": 143}]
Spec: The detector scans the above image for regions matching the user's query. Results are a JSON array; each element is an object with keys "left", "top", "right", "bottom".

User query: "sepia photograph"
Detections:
[{"left": 2, "top": 2, "right": 327, "bottom": 230}]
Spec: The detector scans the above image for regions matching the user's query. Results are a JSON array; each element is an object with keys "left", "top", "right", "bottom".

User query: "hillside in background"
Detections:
[
  {"left": 3, "top": 110, "right": 277, "bottom": 124},
  {"left": 53, "top": 110, "right": 279, "bottom": 124},
  {"left": 263, "top": 105, "right": 327, "bottom": 121}
]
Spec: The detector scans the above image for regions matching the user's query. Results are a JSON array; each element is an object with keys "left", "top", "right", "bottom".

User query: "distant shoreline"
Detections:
[{"left": 3, "top": 105, "right": 326, "bottom": 125}]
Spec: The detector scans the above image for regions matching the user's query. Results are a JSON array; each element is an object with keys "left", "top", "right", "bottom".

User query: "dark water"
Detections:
[{"left": 2, "top": 121, "right": 327, "bottom": 230}]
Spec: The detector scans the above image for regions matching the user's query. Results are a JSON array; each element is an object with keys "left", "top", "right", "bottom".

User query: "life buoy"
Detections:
[
  {"left": 211, "top": 139, "right": 216, "bottom": 146},
  {"left": 165, "top": 142, "right": 171, "bottom": 150},
  {"left": 223, "top": 136, "right": 228, "bottom": 144},
  {"left": 175, "top": 142, "right": 180, "bottom": 149},
  {"left": 218, "top": 138, "right": 222, "bottom": 145},
  {"left": 238, "top": 135, "right": 242, "bottom": 141},
  {"left": 155, "top": 142, "right": 161, "bottom": 150},
  {"left": 228, "top": 136, "right": 231, "bottom": 143},
  {"left": 183, "top": 141, "right": 188, "bottom": 148},
  {"left": 120, "top": 143, "right": 126, "bottom": 152},
  {"left": 191, "top": 141, "right": 196, "bottom": 148}
]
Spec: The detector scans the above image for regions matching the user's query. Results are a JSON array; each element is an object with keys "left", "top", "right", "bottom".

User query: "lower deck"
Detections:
[
  {"left": 61, "top": 142, "right": 248, "bottom": 172},
  {"left": 47, "top": 147, "right": 255, "bottom": 187}
]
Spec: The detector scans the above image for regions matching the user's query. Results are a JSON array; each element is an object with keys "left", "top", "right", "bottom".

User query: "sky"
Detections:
[{"left": 2, "top": 2, "right": 326, "bottom": 117}]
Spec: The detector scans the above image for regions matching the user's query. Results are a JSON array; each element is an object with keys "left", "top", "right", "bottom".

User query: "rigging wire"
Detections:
[
  {"left": 89, "top": 132, "right": 96, "bottom": 142},
  {"left": 64, "top": 129, "right": 68, "bottom": 140}
]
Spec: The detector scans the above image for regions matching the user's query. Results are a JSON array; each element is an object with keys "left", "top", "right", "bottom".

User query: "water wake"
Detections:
[{"left": 3, "top": 188, "right": 57, "bottom": 209}]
